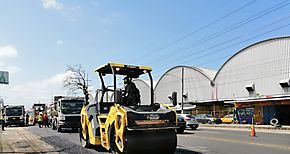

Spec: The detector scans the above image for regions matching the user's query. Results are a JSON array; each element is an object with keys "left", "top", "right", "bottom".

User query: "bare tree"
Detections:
[{"left": 63, "top": 65, "right": 89, "bottom": 105}]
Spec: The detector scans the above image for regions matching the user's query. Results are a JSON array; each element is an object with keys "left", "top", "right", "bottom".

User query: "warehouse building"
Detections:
[
  {"left": 153, "top": 36, "right": 290, "bottom": 125},
  {"left": 153, "top": 66, "right": 232, "bottom": 116},
  {"left": 215, "top": 36, "right": 290, "bottom": 125}
]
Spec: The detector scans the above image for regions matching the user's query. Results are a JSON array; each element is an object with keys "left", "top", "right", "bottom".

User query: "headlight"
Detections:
[{"left": 59, "top": 115, "right": 65, "bottom": 121}]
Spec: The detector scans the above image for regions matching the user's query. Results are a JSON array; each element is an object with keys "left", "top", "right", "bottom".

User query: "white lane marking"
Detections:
[{"left": 177, "top": 145, "right": 208, "bottom": 153}]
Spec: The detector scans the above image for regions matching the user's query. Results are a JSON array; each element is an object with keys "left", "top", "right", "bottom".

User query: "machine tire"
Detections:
[
  {"left": 109, "top": 126, "right": 123, "bottom": 154},
  {"left": 270, "top": 118, "right": 279, "bottom": 126},
  {"left": 80, "top": 127, "right": 90, "bottom": 148}
]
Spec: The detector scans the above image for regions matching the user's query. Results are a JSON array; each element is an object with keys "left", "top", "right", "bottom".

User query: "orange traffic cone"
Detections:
[{"left": 250, "top": 125, "right": 256, "bottom": 137}]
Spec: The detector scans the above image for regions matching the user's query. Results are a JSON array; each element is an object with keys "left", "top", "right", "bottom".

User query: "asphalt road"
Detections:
[
  {"left": 27, "top": 126, "right": 290, "bottom": 154},
  {"left": 178, "top": 127, "right": 290, "bottom": 154}
]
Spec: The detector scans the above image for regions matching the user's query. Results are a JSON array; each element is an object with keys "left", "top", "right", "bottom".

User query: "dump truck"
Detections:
[
  {"left": 51, "top": 96, "right": 84, "bottom": 132},
  {"left": 80, "top": 63, "right": 177, "bottom": 154},
  {"left": 4, "top": 105, "right": 25, "bottom": 126},
  {"left": 32, "top": 103, "right": 46, "bottom": 125}
]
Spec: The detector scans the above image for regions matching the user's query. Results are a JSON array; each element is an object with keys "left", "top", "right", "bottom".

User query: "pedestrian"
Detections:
[
  {"left": 26, "top": 113, "right": 29, "bottom": 126},
  {"left": 1, "top": 113, "right": 5, "bottom": 131},
  {"left": 37, "top": 112, "right": 43, "bottom": 128},
  {"left": 43, "top": 112, "right": 48, "bottom": 128}
]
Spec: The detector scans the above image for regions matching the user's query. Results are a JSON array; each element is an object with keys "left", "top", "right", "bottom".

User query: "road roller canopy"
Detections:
[{"left": 95, "top": 63, "right": 152, "bottom": 78}]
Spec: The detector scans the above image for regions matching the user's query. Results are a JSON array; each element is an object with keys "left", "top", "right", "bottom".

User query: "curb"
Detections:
[{"left": 199, "top": 124, "right": 290, "bottom": 130}]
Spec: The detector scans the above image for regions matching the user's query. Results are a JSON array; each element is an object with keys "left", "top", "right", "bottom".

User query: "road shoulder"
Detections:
[{"left": 0, "top": 127, "right": 58, "bottom": 153}]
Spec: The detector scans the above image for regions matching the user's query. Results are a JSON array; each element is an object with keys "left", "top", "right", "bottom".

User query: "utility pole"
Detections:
[{"left": 181, "top": 67, "right": 184, "bottom": 114}]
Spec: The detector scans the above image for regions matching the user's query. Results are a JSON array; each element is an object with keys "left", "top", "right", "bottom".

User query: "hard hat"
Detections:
[{"left": 39, "top": 112, "right": 43, "bottom": 115}]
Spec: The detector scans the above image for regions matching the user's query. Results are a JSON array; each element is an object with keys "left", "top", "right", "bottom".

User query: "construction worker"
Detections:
[
  {"left": 43, "top": 112, "right": 48, "bottom": 128},
  {"left": 25, "top": 113, "right": 29, "bottom": 126},
  {"left": 123, "top": 77, "right": 140, "bottom": 106},
  {"left": 37, "top": 112, "right": 43, "bottom": 128},
  {"left": 1, "top": 113, "right": 5, "bottom": 131}
]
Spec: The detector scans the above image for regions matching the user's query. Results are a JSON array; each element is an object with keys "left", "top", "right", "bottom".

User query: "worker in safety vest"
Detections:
[
  {"left": 37, "top": 112, "right": 43, "bottom": 128},
  {"left": 1, "top": 113, "right": 5, "bottom": 131}
]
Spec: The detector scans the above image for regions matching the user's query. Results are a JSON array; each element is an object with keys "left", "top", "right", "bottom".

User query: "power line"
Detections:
[
  {"left": 148, "top": 0, "right": 290, "bottom": 67},
  {"left": 182, "top": 21, "right": 290, "bottom": 64},
  {"left": 130, "top": 0, "right": 257, "bottom": 63},
  {"left": 153, "top": 14, "right": 290, "bottom": 74}
]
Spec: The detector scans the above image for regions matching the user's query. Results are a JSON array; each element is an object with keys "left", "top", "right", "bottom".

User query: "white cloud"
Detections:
[
  {"left": 0, "top": 72, "right": 73, "bottom": 109},
  {"left": 0, "top": 46, "right": 18, "bottom": 59},
  {"left": 41, "top": 0, "right": 83, "bottom": 22},
  {"left": 0, "top": 46, "right": 21, "bottom": 73},
  {"left": 42, "top": 0, "right": 63, "bottom": 10},
  {"left": 56, "top": 40, "right": 64, "bottom": 46}
]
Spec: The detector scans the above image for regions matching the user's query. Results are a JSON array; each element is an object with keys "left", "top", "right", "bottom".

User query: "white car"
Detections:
[{"left": 178, "top": 114, "right": 199, "bottom": 130}]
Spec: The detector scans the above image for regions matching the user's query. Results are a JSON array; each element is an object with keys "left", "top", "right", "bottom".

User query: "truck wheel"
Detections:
[{"left": 176, "top": 128, "right": 185, "bottom": 134}]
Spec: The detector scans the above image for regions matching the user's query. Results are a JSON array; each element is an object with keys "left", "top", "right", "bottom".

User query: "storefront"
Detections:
[
  {"left": 234, "top": 97, "right": 290, "bottom": 125},
  {"left": 190, "top": 101, "right": 234, "bottom": 118}
]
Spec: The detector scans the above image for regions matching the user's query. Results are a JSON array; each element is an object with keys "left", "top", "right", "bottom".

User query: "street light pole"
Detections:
[{"left": 181, "top": 67, "right": 184, "bottom": 114}]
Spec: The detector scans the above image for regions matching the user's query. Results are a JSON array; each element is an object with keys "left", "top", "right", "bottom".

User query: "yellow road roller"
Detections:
[{"left": 80, "top": 63, "right": 177, "bottom": 154}]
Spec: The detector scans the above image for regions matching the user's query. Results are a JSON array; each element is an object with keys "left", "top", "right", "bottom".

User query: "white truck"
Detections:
[
  {"left": 4, "top": 105, "right": 25, "bottom": 126},
  {"left": 51, "top": 96, "right": 84, "bottom": 132}
]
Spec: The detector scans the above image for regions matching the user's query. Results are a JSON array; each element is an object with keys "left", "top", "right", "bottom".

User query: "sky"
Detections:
[{"left": 0, "top": 0, "right": 290, "bottom": 109}]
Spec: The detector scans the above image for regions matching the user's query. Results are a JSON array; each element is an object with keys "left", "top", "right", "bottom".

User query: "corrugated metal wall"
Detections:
[
  {"left": 154, "top": 66, "right": 215, "bottom": 104},
  {"left": 215, "top": 37, "right": 290, "bottom": 100}
]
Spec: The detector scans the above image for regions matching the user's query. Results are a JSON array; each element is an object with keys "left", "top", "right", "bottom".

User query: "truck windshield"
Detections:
[
  {"left": 6, "top": 108, "right": 23, "bottom": 116},
  {"left": 61, "top": 101, "right": 84, "bottom": 114}
]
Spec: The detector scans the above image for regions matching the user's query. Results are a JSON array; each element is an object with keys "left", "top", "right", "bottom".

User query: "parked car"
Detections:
[
  {"left": 176, "top": 115, "right": 186, "bottom": 133},
  {"left": 195, "top": 114, "right": 222, "bottom": 124},
  {"left": 178, "top": 114, "right": 199, "bottom": 130},
  {"left": 221, "top": 114, "right": 234, "bottom": 123}
]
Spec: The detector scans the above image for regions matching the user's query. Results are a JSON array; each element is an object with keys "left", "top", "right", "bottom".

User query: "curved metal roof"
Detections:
[
  {"left": 154, "top": 65, "right": 216, "bottom": 91},
  {"left": 213, "top": 36, "right": 290, "bottom": 81}
]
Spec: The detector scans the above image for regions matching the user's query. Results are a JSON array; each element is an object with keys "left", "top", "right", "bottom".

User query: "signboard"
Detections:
[{"left": 0, "top": 71, "right": 9, "bottom": 84}]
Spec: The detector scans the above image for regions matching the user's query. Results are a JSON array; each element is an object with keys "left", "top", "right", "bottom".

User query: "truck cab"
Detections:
[
  {"left": 51, "top": 97, "right": 84, "bottom": 132},
  {"left": 4, "top": 105, "right": 25, "bottom": 126}
]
